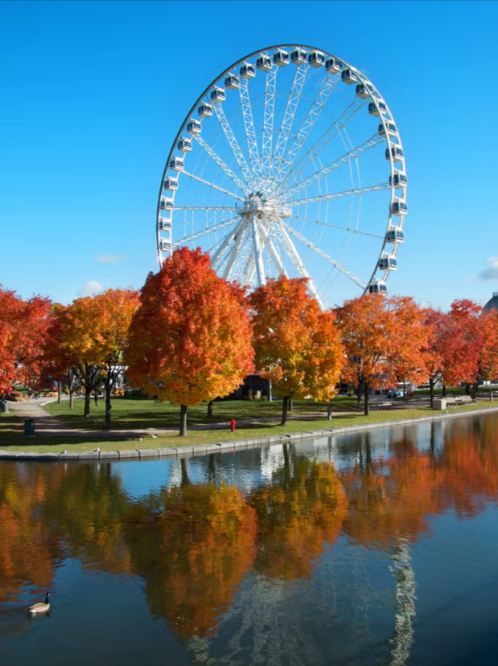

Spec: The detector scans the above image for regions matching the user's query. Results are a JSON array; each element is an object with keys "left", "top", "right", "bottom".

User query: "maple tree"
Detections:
[
  {"left": 125, "top": 247, "right": 254, "bottom": 435},
  {"left": 90, "top": 289, "right": 140, "bottom": 426},
  {"left": 49, "top": 297, "right": 105, "bottom": 417},
  {"left": 249, "top": 276, "right": 345, "bottom": 425},
  {"left": 386, "top": 296, "right": 429, "bottom": 391},
  {"left": 0, "top": 285, "right": 51, "bottom": 395}
]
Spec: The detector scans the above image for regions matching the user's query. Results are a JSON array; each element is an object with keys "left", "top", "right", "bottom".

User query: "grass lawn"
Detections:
[
  {"left": 42, "top": 395, "right": 360, "bottom": 430},
  {"left": 1, "top": 397, "right": 498, "bottom": 454}
]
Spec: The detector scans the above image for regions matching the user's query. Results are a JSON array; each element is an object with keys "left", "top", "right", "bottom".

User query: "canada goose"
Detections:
[{"left": 28, "top": 592, "right": 51, "bottom": 614}]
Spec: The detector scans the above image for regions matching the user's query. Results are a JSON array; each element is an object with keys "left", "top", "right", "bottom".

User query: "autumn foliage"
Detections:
[
  {"left": 250, "top": 276, "right": 345, "bottom": 424},
  {"left": 125, "top": 247, "right": 255, "bottom": 434}
]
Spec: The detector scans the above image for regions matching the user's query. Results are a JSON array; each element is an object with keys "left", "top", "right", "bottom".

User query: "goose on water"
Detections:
[{"left": 28, "top": 592, "right": 51, "bottom": 614}]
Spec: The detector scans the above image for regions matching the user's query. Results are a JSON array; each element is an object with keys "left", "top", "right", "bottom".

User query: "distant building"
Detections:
[{"left": 483, "top": 292, "right": 498, "bottom": 313}]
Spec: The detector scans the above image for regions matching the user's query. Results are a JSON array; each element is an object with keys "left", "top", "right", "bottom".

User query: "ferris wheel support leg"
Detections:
[
  {"left": 211, "top": 217, "right": 246, "bottom": 269},
  {"left": 277, "top": 222, "right": 326, "bottom": 309},
  {"left": 251, "top": 216, "right": 266, "bottom": 287},
  {"left": 223, "top": 221, "right": 249, "bottom": 280}
]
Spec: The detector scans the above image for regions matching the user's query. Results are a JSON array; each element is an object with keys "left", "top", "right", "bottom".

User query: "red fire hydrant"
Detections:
[{"left": 230, "top": 419, "right": 236, "bottom": 432}]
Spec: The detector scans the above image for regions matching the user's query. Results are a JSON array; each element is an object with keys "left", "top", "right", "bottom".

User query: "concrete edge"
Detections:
[{"left": 2, "top": 405, "right": 498, "bottom": 462}]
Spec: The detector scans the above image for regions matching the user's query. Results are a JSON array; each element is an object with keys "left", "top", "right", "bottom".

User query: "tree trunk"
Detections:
[
  {"left": 69, "top": 370, "right": 74, "bottom": 410},
  {"left": 57, "top": 380, "right": 61, "bottom": 404},
  {"left": 442, "top": 384, "right": 447, "bottom": 398},
  {"left": 429, "top": 379, "right": 434, "bottom": 408},
  {"left": 179, "top": 404, "right": 188, "bottom": 436},
  {"left": 327, "top": 400, "right": 333, "bottom": 421},
  {"left": 104, "top": 379, "right": 112, "bottom": 428},
  {"left": 281, "top": 396, "right": 289, "bottom": 426},
  {"left": 207, "top": 400, "right": 214, "bottom": 419},
  {"left": 490, "top": 386, "right": 493, "bottom": 402},
  {"left": 357, "top": 382, "right": 362, "bottom": 407},
  {"left": 364, "top": 381, "right": 370, "bottom": 416},
  {"left": 472, "top": 383, "right": 477, "bottom": 400},
  {"left": 84, "top": 388, "right": 91, "bottom": 418}
]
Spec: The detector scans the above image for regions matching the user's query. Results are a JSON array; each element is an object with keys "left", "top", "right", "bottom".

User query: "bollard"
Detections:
[
  {"left": 230, "top": 419, "right": 236, "bottom": 432},
  {"left": 24, "top": 418, "right": 35, "bottom": 437},
  {"left": 1, "top": 400, "right": 9, "bottom": 413}
]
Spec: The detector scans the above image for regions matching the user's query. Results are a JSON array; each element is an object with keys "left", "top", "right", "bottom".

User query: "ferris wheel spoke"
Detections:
[
  {"left": 266, "top": 64, "right": 308, "bottom": 187},
  {"left": 272, "top": 73, "right": 340, "bottom": 189},
  {"left": 211, "top": 217, "right": 247, "bottom": 268},
  {"left": 276, "top": 221, "right": 326, "bottom": 308},
  {"left": 280, "top": 221, "right": 366, "bottom": 289},
  {"left": 213, "top": 102, "right": 255, "bottom": 188},
  {"left": 277, "top": 98, "right": 366, "bottom": 194},
  {"left": 239, "top": 78, "right": 262, "bottom": 181},
  {"left": 182, "top": 170, "right": 245, "bottom": 201},
  {"left": 173, "top": 217, "right": 239, "bottom": 246},
  {"left": 255, "top": 218, "right": 287, "bottom": 276},
  {"left": 222, "top": 222, "right": 251, "bottom": 280},
  {"left": 292, "top": 214, "right": 384, "bottom": 239},
  {"left": 278, "top": 134, "right": 383, "bottom": 199},
  {"left": 194, "top": 135, "right": 249, "bottom": 195},
  {"left": 251, "top": 216, "right": 266, "bottom": 286},
  {"left": 261, "top": 63, "right": 277, "bottom": 179},
  {"left": 292, "top": 182, "right": 390, "bottom": 206}
]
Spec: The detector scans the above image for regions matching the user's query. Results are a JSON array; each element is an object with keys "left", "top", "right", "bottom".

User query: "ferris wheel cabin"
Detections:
[
  {"left": 177, "top": 137, "right": 192, "bottom": 152},
  {"left": 256, "top": 55, "right": 272, "bottom": 71},
  {"left": 389, "top": 171, "right": 408, "bottom": 189},
  {"left": 356, "top": 82, "right": 374, "bottom": 98},
  {"left": 210, "top": 87, "right": 226, "bottom": 103},
  {"left": 159, "top": 197, "right": 174, "bottom": 210},
  {"left": 159, "top": 219, "right": 172, "bottom": 231},
  {"left": 378, "top": 122, "right": 397, "bottom": 137},
  {"left": 391, "top": 199, "right": 408, "bottom": 216},
  {"left": 341, "top": 68, "right": 359, "bottom": 84},
  {"left": 169, "top": 157, "right": 184, "bottom": 171},
  {"left": 325, "top": 57, "right": 342, "bottom": 74},
  {"left": 308, "top": 50, "right": 325, "bottom": 67},
  {"left": 368, "top": 281, "right": 388, "bottom": 294},
  {"left": 273, "top": 49, "right": 290, "bottom": 66},
  {"left": 385, "top": 228, "right": 405, "bottom": 243},
  {"left": 225, "top": 75, "right": 240, "bottom": 90},
  {"left": 378, "top": 254, "right": 398, "bottom": 271},
  {"left": 187, "top": 119, "right": 202, "bottom": 134},
  {"left": 385, "top": 146, "right": 404, "bottom": 163},
  {"left": 198, "top": 103, "right": 213, "bottom": 118},
  {"left": 163, "top": 177, "right": 178, "bottom": 191},
  {"left": 369, "top": 101, "right": 387, "bottom": 116},
  {"left": 240, "top": 62, "right": 256, "bottom": 79},
  {"left": 291, "top": 48, "right": 307, "bottom": 65}
]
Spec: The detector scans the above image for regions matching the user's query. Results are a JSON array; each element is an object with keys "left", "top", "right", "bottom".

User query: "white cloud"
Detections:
[
  {"left": 478, "top": 257, "right": 498, "bottom": 281},
  {"left": 94, "top": 254, "right": 126, "bottom": 264},
  {"left": 79, "top": 281, "right": 104, "bottom": 296}
]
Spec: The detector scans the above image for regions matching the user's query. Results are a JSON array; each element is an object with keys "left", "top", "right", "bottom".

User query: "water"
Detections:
[{"left": 1, "top": 413, "right": 498, "bottom": 665}]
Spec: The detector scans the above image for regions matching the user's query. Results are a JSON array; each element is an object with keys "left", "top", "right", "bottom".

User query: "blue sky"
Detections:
[{"left": 1, "top": 0, "right": 497, "bottom": 310}]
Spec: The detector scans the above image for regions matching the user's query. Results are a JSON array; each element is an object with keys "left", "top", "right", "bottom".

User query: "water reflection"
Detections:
[{"left": 1, "top": 414, "right": 498, "bottom": 665}]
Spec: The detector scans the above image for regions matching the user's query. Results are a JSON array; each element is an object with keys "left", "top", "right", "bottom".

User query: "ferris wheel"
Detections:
[{"left": 156, "top": 45, "right": 407, "bottom": 308}]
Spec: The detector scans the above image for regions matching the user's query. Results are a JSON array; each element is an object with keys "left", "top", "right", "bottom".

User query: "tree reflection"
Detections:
[
  {"left": 124, "top": 482, "right": 257, "bottom": 640},
  {"left": 249, "top": 444, "right": 348, "bottom": 581},
  {"left": 0, "top": 463, "right": 64, "bottom": 601}
]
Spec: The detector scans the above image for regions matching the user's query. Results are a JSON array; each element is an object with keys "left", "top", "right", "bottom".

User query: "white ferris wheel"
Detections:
[{"left": 156, "top": 45, "right": 407, "bottom": 308}]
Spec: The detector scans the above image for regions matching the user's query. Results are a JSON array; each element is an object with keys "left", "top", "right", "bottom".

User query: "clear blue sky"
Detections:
[{"left": 1, "top": 0, "right": 497, "bottom": 310}]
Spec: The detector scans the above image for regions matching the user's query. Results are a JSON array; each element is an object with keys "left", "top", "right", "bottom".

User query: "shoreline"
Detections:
[{"left": 2, "top": 404, "right": 498, "bottom": 462}]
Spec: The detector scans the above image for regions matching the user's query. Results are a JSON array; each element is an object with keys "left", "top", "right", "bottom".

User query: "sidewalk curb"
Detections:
[{"left": 2, "top": 405, "right": 498, "bottom": 462}]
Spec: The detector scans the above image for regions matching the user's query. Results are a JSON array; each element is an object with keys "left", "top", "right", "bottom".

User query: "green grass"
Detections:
[
  {"left": 1, "top": 397, "right": 498, "bottom": 454},
  {"left": 42, "top": 395, "right": 359, "bottom": 430}
]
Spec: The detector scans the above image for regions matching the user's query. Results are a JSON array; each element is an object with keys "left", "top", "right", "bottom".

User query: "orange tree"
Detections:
[
  {"left": 90, "top": 289, "right": 139, "bottom": 427},
  {"left": 249, "top": 276, "right": 345, "bottom": 425},
  {"left": 334, "top": 294, "right": 395, "bottom": 415},
  {"left": 335, "top": 295, "right": 428, "bottom": 415},
  {"left": 124, "top": 247, "right": 254, "bottom": 435}
]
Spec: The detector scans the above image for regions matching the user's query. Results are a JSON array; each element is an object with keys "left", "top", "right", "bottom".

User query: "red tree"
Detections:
[{"left": 125, "top": 247, "right": 255, "bottom": 435}]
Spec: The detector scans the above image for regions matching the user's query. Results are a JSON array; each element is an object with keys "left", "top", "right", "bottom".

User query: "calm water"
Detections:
[{"left": 1, "top": 414, "right": 498, "bottom": 666}]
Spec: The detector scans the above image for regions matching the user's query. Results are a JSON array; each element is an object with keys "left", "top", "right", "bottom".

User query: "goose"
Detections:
[{"left": 28, "top": 592, "right": 51, "bottom": 614}]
